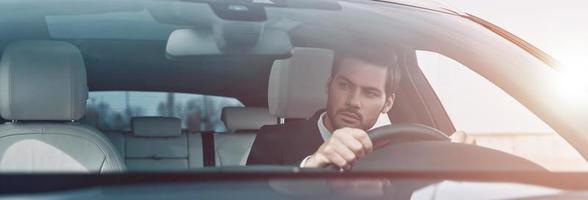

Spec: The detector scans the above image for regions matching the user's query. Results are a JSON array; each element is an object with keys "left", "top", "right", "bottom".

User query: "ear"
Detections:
[{"left": 381, "top": 93, "right": 395, "bottom": 113}]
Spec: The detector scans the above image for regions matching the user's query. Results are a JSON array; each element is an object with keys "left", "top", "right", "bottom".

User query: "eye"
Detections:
[
  {"left": 338, "top": 81, "right": 351, "bottom": 89},
  {"left": 365, "top": 90, "right": 380, "bottom": 98}
]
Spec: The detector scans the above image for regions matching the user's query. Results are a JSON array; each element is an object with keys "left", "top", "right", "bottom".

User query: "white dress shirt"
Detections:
[{"left": 317, "top": 112, "right": 332, "bottom": 141}]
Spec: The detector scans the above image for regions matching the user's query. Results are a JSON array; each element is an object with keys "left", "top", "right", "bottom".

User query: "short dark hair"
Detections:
[{"left": 331, "top": 50, "right": 400, "bottom": 96}]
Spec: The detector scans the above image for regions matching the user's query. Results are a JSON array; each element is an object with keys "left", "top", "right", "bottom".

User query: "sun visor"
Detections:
[{"left": 166, "top": 25, "right": 292, "bottom": 59}]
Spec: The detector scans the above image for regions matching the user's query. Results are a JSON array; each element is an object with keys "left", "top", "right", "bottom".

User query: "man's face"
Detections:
[{"left": 325, "top": 57, "right": 395, "bottom": 131}]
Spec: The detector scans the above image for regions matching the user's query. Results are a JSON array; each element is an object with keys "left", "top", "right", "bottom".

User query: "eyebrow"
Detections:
[
  {"left": 364, "top": 87, "right": 382, "bottom": 94},
  {"left": 337, "top": 76, "right": 352, "bottom": 84},
  {"left": 337, "top": 76, "right": 383, "bottom": 94}
]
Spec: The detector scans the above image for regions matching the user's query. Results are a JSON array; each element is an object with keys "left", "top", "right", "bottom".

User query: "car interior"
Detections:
[
  {"left": 5, "top": 1, "right": 588, "bottom": 200},
  {"left": 0, "top": 39, "right": 546, "bottom": 173},
  {"left": 0, "top": 0, "right": 568, "bottom": 174},
  {"left": 0, "top": 37, "right": 421, "bottom": 172}
]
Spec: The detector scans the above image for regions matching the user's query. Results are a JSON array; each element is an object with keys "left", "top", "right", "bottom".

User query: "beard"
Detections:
[{"left": 327, "top": 108, "right": 366, "bottom": 130}]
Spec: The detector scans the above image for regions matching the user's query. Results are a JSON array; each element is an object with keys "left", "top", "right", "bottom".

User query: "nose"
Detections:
[{"left": 346, "top": 89, "right": 361, "bottom": 109}]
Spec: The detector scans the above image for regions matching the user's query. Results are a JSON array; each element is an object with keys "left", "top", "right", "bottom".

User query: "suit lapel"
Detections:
[{"left": 283, "top": 111, "right": 325, "bottom": 164}]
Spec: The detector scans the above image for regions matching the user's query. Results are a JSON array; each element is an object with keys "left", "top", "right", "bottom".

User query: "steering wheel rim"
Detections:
[
  {"left": 323, "top": 123, "right": 450, "bottom": 171},
  {"left": 351, "top": 123, "right": 545, "bottom": 172},
  {"left": 368, "top": 123, "right": 450, "bottom": 150}
]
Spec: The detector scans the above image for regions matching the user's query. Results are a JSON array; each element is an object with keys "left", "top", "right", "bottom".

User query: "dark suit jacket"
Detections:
[{"left": 247, "top": 111, "right": 324, "bottom": 166}]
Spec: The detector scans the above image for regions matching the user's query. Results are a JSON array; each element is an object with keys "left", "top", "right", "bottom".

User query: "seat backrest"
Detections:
[
  {"left": 268, "top": 47, "right": 334, "bottom": 119},
  {"left": 104, "top": 131, "right": 127, "bottom": 158},
  {"left": 0, "top": 40, "right": 125, "bottom": 173},
  {"left": 214, "top": 107, "right": 277, "bottom": 166},
  {"left": 125, "top": 117, "right": 203, "bottom": 171}
]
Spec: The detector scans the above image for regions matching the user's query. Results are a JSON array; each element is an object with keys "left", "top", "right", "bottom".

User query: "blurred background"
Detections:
[
  {"left": 435, "top": 0, "right": 588, "bottom": 171},
  {"left": 439, "top": 0, "right": 588, "bottom": 73}
]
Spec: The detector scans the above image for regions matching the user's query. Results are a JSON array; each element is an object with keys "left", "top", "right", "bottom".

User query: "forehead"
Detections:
[{"left": 333, "top": 57, "right": 389, "bottom": 90}]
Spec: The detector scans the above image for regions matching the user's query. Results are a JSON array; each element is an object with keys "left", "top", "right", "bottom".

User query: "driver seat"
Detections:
[
  {"left": 0, "top": 40, "right": 126, "bottom": 173},
  {"left": 268, "top": 47, "right": 334, "bottom": 119}
]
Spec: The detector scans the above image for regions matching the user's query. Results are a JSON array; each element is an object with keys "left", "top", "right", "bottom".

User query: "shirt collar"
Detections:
[{"left": 317, "top": 112, "right": 331, "bottom": 142}]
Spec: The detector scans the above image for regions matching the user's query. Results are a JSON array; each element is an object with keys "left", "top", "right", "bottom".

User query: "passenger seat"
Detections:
[
  {"left": 104, "top": 131, "right": 126, "bottom": 158},
  {"left": 0, "top": 40, "right": 125, "bottom": 173},
  {"left": 125, "top": 117, "right": 203, "bottom": 171},
  {"left": 214, "top": 107, "right": 278, "bottom": 166}
]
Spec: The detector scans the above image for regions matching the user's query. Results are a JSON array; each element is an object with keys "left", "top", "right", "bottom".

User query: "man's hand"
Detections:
[{"left": 303, "top": 128, "right": 373, "bottom": 169}]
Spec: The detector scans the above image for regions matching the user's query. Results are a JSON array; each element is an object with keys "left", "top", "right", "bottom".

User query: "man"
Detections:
[{"left": 247, "top": 50, "right": 398, "bottom": 169}]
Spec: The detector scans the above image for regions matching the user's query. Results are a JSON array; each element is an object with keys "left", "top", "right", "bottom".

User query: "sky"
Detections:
[{"left": 436, "top": 0, "right": 588, "bottom": 70}]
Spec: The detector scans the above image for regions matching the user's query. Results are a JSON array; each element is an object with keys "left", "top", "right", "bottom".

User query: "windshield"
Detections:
[{"left": 1, "top": 0, "right": 588, "bottom": 196}]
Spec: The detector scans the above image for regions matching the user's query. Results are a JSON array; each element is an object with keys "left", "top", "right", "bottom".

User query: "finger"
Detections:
[
  {"left": 333, "top": 128, "right": 369, "bottom": 155},
  {"left": 323, "top": 147, "right": 350, "bottom": 168},
  {"left": 307, "top": 153, "right": 331, "bottom": 168},
  {"left": 350, "top": 129, "right": 373, "bottom": 153},
  {"left": 331, "top": 140, "right": 358, "bottom": 163},
  {"left": 337, "top": 133, "right": 366, "bottom": 157}
]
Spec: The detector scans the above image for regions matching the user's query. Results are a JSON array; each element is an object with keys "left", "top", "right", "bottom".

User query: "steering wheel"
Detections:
[
  {"left": 323, "top": 123, "right": 449, "bottom": 171},
  {"left": 351, "top": 123, "right": 545, "bottom": 171},
  {"left": 301, "top": 123, "right": 544, "bottom": 199},
  {"left": 368, "top": 123, "right": 450, "bottom": 150}
]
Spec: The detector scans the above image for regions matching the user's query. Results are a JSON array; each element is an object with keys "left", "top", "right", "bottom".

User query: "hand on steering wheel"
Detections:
[
  {"left": 303, "top": 127, "right": 373, "bottom": 170},
  {"left": 303, "top": 124, "right": 449, "bottom": 170}
]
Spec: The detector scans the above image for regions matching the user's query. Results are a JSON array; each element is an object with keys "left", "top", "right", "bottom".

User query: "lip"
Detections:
[{"left": 339, "top": 111, "right": 360, "bottom": 123}]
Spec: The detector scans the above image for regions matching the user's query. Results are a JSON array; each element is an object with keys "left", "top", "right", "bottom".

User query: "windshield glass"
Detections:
[{"left": 1, "top": 0, "right": 587, "bottom": 177}]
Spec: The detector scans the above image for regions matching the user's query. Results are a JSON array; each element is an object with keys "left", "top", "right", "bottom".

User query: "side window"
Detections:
[{"left": 415, "top": 50, "right": 588, "bottom": 171}]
